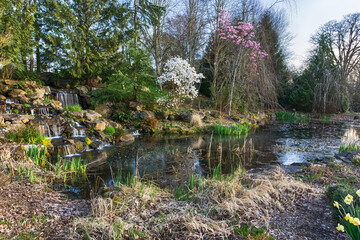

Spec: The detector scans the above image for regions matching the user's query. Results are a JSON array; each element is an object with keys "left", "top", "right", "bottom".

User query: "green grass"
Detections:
[
  {"left": 63, "top": 104, "right": 82, "bottom": 112},
  {"left": 339, "top": 144, "right": 360, "bottom": 153},
  {"left": 213, "top": 123, "right": 251, "bottom": 136},
  {"left": 103, "top": 126, "right": 115, "bottom": 134},
  {"left": 43, "top": 96, "right": 54, "bottom": 104},
  {"left": 275, "top": 111, "right": 311, "bottom": 122},
  {"left": 6, "top": 125, "right": 48, "bottom": 145},
  {"left": 26, "top": 145, "right": 47, "bottom": 166},
  {"left": 320, "top": 114, "right": 333, "bottom": 121}
]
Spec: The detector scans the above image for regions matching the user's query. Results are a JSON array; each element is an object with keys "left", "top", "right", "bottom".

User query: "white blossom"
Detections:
[{"left": 157, "top": 57, "right": 204, "bottom": 105}]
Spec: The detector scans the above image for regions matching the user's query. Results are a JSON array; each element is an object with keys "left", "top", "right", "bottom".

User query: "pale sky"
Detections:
[{"left": 262, "top": 0, "right": 360, "bottom": 69}]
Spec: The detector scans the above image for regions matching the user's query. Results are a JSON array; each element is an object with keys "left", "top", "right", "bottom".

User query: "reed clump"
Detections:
[
  {"left": 71, "top": 167, "right": 316, "bottom": 239},
  {"left": 214, "top": 123, "right": 251, "bottom": 136}
]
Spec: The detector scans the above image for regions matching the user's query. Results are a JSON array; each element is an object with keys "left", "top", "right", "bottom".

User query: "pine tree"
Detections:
[
  {"left": 0, "top": 0, "right": 36, "bottom": 69},
  {"left": 47, "top": 0, "right": 131, "bottom": 83}
]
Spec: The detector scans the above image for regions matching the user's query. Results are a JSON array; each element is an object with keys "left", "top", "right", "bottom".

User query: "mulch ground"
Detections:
[
  {"left": 269, "top": 195, "right": 349, "bottom": 240},
  {"left": 0, "top": 175, "right": 90, "bottom": 239}
]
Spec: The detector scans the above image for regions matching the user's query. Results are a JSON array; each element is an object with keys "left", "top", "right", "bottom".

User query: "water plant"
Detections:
[
  {"left": 339, "top": 144, "right": 360, "bottom": 153},
  {"left": 213, "top": 123, "right": 251, "bottom": 136},
  {"left": 63, "top": 104, "right": 82, "bottom": 112}
]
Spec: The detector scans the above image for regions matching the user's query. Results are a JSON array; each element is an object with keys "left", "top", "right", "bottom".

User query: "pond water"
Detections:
[{"left": 62, "top": 121, "right": 360, "bottom": 197}]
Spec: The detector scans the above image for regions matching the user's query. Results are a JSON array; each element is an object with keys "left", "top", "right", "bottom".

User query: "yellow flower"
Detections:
[
  {"left": 356, "top": 189, "right": 360, "bottom": 198},
  {"left": 345, "top": 213, "right": 352, "bottom": 221},
  {"left": 333, "top": 201, "right": 340, "bottom": 209},
  {"left": 336, "top": 223, "right": 345, "bottom": 232},
  {"left": 344, "top": 194, "right": 354, "bottom": 205},
  {"left": 352, "top": 218, "right": 360, "bottom": 226}
]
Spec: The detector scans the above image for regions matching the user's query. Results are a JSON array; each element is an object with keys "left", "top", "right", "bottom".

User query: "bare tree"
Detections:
[{"left": 322, "top": 13, "right": 360, "bottom": 85}]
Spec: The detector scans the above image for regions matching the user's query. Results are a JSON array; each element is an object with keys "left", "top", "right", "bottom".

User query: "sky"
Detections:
[{"left": 262, "top": 0, "right": 360, "bottom": 70}]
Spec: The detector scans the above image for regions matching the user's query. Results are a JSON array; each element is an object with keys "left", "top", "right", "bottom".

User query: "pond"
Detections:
[{"left": 63, "top": 121, "right": 360, "bottom": 197}]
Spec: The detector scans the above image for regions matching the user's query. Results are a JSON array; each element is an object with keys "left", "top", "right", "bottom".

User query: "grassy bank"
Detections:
[{"left": 71, "top": 167, "right": 315, "bottom": 239}]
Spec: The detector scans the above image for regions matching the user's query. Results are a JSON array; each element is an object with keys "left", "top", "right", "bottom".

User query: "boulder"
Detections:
[
  {"left": 76, "top": 86, "right": 89, "bottom": 96},
  {"left": 70, "top": 111, "right": 84, "bottom": 119},
  {"left": 44, "top": 86, "right": 51, "bottom": 95},
  {"left": 132, "top": 110, "right": 155, "bottom": 121},
  {"left": 155, "top": 110, "right": 169, "bottom": 121},
  {"left": 8, "top": 89, "right": 26, "bottom": 98},
  {"left": 178, "top": 109, "right": 195, "bottom": 122},
  {"left": 28, "top": 87, "right": 45, "bottom": 99},
  {"left": 32, "top": 99, "right": 42, "bottom": 105},
  {"left": 90, "top": 140, "right": 103, "bottom": 149},
  {"left": 19, "top": 96, "right": 31, "bottom": 104},
  {"left": 51, "top": 100, "right": 63, "bottom": 110},
  {"left": 129, "top": 101, "right": 143, "bottom": 110},
  {"left": 0, "top": 95, "right": 6, "bottom": 105},
  {"left": 93, "top": 120, "right": 107, "bottom": 131},
  {"left": 3, "top": 114, "right": 34, "bottom": 124},
  {"left": 85, "top": 110, "right": 102, "bottom": 122},
  {"left": 0, "top": 115, "right": 3, "bottom": 124},
  {"left": 95, "top": 104, "right": 112, "bottom": 118},
  {"left": 4, "top": 79, "right": 17, "bottom": 85},
  {"left": 108, "top": 120, "right": 122, "bottom": 129},
  {"left": 116, "top": 134, "right": 135, "bottom": 143}
]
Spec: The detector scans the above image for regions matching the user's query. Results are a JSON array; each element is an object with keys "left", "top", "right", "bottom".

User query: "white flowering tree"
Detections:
[{"left": 157, "top": 57, "right": 204, "bottom": 108}]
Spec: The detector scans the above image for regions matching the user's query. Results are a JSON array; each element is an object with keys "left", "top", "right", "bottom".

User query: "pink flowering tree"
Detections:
[{"left": 211, "top": 9, "right": 268, "bottom": 114}]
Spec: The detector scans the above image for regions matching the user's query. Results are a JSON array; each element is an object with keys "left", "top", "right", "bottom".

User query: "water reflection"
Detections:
[{"left": 68, "top": 122, "right": 352, "bottom": 191}]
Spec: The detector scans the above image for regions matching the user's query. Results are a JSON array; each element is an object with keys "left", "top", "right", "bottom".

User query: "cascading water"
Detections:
[
  {"left": 72, "top": 126, "right": 86, "bottom": 137},
  {"left": 132, "top": 130, "right": 141, "bottom": 136},
  {"left": 39, "top": 107, "right": 50, "bottom": 115},
  {"left": 55, "top": 90, "right": 79, "bottom": 108},
  {"left": 39, "top": 124, "right": 62, "bottom": 139}
]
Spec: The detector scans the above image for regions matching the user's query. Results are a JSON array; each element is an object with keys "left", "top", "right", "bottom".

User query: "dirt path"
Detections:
[
  {"left": 0, "top": 177, "right": 90, "bottom": 239},
  {"left": 269, "top": 196, "right": 348, "bottom": 240}
]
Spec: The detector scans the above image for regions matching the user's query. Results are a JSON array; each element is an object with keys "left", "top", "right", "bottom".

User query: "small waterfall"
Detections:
[
  {"left": 30, "top": 108, "right": 35, "bottom": 115},
  {"left": 55, "top": 91, "right": 79, "bottom": 108},
  {"left": 132, "top": 130, "right": 141, "bottom": 136},
  {"left": 72, "top": 127, "right": 86, "bottom": 137},
  {"left": 39, "top": 107, "right": 50, "bottom": 115},
  {"left": 62, "top": 145, "right": 79, "bottom": 157},
  {"left": 39, "top": 124, "right": 51, "bottom": 137},
  {"left": 39, "top": 124, "right": 62, "bottom": 139},
  {"left": 5, "top": 98, "right": 15, "bottom": 104}
]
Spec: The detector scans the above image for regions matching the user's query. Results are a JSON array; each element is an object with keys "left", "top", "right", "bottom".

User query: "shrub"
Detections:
[
  {"left": 103, "top": 126, "right": 115, "bottom": 134},
  {"left": 64, "top": 104, "right": 82, "bottom": 112},
  {"left": 6, "top": 125, "right": 48, "bottom": 145},
  {"left": 157, "top": 57, "right": 204, "bottom": 108}
]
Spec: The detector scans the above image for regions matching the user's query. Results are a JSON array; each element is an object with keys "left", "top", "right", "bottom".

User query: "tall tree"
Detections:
[
  {"left": 0, "top": 0, "right": 35, "bottom": 70},
  {"left": 321, "top": 13, "right": 360, "bottom": 85},
  {"left": 47, "top": 0, "right": 131, "bottom": 83}
]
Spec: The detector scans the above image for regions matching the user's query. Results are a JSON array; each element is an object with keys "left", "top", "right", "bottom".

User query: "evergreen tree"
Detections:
[
  {"left": 47, "top": 0, "right": 131, "bottom": 82},
  {"left": 0, "top": 0, "right": 35, "bottom": 69}
]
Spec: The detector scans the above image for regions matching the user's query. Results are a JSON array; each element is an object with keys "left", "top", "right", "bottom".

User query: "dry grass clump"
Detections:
[
  {"left": 191, "top": 167, "right": 317, "bottom": 226},
  {"left": 71, "top": 168, "right": 317, "bottom": 239},
  {"left": 190, "top": 114, "right": 203, "bottom": 127}
]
